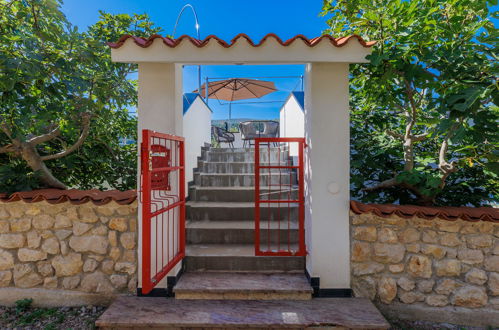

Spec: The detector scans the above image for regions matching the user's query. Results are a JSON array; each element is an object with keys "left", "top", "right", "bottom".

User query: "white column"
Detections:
[
  {"left": 137, "top": 63, "right": 183, "bottom": 289},
  {"left": 304, "top": 62, "right": 350, "bottom": 289}
]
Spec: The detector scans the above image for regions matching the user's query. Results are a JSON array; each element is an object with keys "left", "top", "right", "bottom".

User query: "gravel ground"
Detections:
[
  {"left": 0, "top": 300, "right": 105, "bottom": 330},
  {"left": 389, "top": 318, "right": 494, "bottom": 330}
]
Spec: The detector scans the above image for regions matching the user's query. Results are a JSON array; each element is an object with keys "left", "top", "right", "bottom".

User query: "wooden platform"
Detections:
[{"left": 96, "top": 296, "right": 390, "bottom": 329}]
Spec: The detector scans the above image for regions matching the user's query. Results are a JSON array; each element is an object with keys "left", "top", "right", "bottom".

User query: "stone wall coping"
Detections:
[
  {"left": 350, "top": 201, "right": 498, "bottom": 222},
  {"left": 0, "top": 189, "right": 496, "bottom": 222},
  {"left": 0, "top": 189, "right": 136, "bottom": 205}
]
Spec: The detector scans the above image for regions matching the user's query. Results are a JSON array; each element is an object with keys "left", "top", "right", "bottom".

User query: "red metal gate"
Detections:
[
  {"left": 254, "top": 137, "right": 306, "bottom": 256},
  {"left": 140, "top": 129, "right": 185, "bottom": 294}
]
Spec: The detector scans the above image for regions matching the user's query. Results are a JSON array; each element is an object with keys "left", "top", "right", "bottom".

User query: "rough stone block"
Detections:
[
  {"left": 72, "top": 222, "right": 93, "bottom": 236},
  {"left": 54, "top": 214, "right": 72, "bottom": 229},
  {"left": 353, "top": 226, "right": 377, "bottom": 242},
  {"left": 378, "top": 228, "right": 398, "bottom": 243},
  {"left": 78, "top": 207, "right": 99, "bottom": 223},
  {"left": 451, "top": 285, "right": 488, "bottom": 308},
  {"left": 407, "top": 255, "right": 432, "bottom": 278},
  {"left": 457, "top": 248, "right": 484, "bottom": 265},
  {"left": 43, "top": 276, "right": 58, "bottom": 289},
  {"left": 0, "top": 233, "right": 25, "bottom": 249},
  {"left": 373, "top": 243, "right": 405, "bottom": 263},
  {"left": 388, "top": 264, "right": 404, "bottom": 274},
  {"left": 377, "top": 277, "right": 397, "bottom": 304},
  {"left": 69, "top": 235, "right": 108, "bottom": 254},
  {"left": 435, "top": 259, "right": 461, "bottom": 277},
  {"left": 489, "top": 272, "right": 499, "bottom": 296},
  {"left": 41, "top": 237, "right": 60, "bottom": 255},
  {"left": 399, "top": 228, "right": 420, "bottom": 243},
  {"left": 0, "top": 270, "right": 12, "bottom": 287},
  {"left": 51, "top": 253, "right": 83, "bottom": 276},
  {"left": 466, "top": 234, "right": 493, "bottom": 249},
  {"left": 11, "top": 217, "right": 31, "bottom": 232},
  {"left": 435, "top": 278, "right": 460, "bottom": 295},
  {"left": 18, "top": 248, "right": 47, "bottom": 262},
  {"left": 0, "top": 220, "right": 9, "bottom": 233},
  {"left": 397, "top": 277, "right": 415, "bottom": 291},
  {"left": 108, "top": 218, "right": 128, "bottom": 232},
  {"left": 120, "top": 233, "right": 136, "bottom": 250},
  {"left": 421, "top": 244, "right": 446, "bottom": 259},
  {"left": 439, "top": 233, "right": 462, "bottom": 247},
  {"left": 62, "top": 275, "right": 80, "bottom": 289},
  {"left": 422, "top": 230, "right": 438, "bottom": 243},
  {"left": 464, "top": 268, "right": 487, "bottom": 285},
  {"left": 398, "top": 290, "right": 424, "bottom": 304},
  {"left": 37, "top": 260, "right": 54, "bottom": 277},
  {"left": 32, "top": 214, "right": 54, "bottom": 230},
  {"left": 484, "top": 256, "right": 499, "bottom": 272},
  {"left": 436, "top": 220, "right": 461, "bottom": 233},
  {"left": 0, "top": 249, "right": 15, "bottom": 270},
  {"left": 417, "top": 279, "right": 435, "bottom": 293},
  {"left": 110, "top": 274, "right": 128, "bottom": 289},
  {"left": 425, "top": 294, "right": 448, "bottom": 307},
  {"left": 80, "top": 271, "right": 114, "bottom": 293},
  {"left": 114, "top": 262, "right": 136, "bottom": 275}
]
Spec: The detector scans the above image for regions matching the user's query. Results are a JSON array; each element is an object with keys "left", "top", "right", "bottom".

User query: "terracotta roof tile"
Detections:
[
  {"left": 108, "top": 33, "right": 376, "bottom": 49},
  {"left": 0, "top": 189, "right": 136, "bottom": 206},
  {"left": 350, "top": 201, "right": 498, "bottom": 222},
  {"left": 1, "top": 189, "right": 494, "bottom": 221}
]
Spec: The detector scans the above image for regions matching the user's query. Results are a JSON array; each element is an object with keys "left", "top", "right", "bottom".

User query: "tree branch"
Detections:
[
  {"left": 413, "top": 132, "right": 429, "bottom": 141},
  {"left": 363, "top": 177, "right": 398, "bottom": 192},
  {"left": 0, "top": 122, "right": 13, "bottom": 139},
  {"left": 28, "top": 126, "right": 61, "bottom": 146},
  {"left": 40, "top": 113, "right": 91, "bottom": 161},
  {"left": 386, "top": 130, "right": 404, "bottom": 140},
  {"left": 0, "top": 144, "right": 14, "bottom": 154}
]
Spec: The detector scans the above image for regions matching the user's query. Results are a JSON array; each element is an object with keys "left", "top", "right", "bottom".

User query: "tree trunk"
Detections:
[{"left": 18, "top": 141, "right": 67, "bottom": 189}]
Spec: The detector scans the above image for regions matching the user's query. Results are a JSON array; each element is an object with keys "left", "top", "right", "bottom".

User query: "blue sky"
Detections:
[{"left": 61, "top": 0, "right": 330, "bottom": 120}]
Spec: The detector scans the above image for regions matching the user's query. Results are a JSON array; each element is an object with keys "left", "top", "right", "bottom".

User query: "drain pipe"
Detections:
[{"left": 172, "top": 4, "right": 202, "bottom": 94}]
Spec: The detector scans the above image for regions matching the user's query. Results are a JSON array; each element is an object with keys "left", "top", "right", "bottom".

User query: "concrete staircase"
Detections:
[
  {"left": 177, "top": 146, "right": 310, "bottom": 300},
  {"left": 95, "top": 146, "right": 390, "bottom": 329}
]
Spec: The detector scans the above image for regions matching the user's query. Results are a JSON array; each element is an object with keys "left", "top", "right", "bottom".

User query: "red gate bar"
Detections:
[
  {"left": 254, "top": 137, "right": 306, "bottom": 257},
  {"left": 141, "top": 129, "right": 185, "bottom": 294}
]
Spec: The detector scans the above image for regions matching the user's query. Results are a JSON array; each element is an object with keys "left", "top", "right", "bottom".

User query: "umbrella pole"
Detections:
[{"left": 229, "top": 102, "right": 232, "bottom": 121}]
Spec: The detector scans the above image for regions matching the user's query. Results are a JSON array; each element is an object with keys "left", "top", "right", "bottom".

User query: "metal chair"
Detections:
[
  {"left": 239, "top": 120, "right": 279, "bottom": 147},
  {"left": 211, "top": 126, "right": 235, "bottom": 148}
]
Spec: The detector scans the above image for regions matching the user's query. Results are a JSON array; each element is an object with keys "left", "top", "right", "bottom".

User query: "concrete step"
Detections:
[
  {"left": 186, "top": 220, "right": 299, "bottom": 244},
  {"left": 174, "top": 272, "right": 312, "bottom": 300},
  {"left": 197, "top": 161, "right": 290, "bottom": 174},
  {"left": 188, "top": 186, "right": 299, "bottom": 202},
  {"left": 185, "top": 244, "right": 305, "bottom": 272},
  {"left": 96, "top": 296, "right": 390, "bottom": 329},
  {"left": 206, "top": 151, "right": 289, "bottom": 163},
  {"left": 194, "top": 172, "right": 297, "bottom": 187},
  {"left": 186, "top": 201, "right": 299, "bottom": 221}
]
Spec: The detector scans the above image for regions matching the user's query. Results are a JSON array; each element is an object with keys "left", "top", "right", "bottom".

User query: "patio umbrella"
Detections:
[{"left": 193, "top": 78, "right": 277, "bottom": 120}]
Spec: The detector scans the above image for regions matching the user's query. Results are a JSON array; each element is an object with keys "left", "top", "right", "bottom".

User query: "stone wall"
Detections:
[
  {"left": 350, "top": 211, "right": 498, "bottom": 325},
  {"left": 0, "top": 200, "right": 137, "bottom": 306}
]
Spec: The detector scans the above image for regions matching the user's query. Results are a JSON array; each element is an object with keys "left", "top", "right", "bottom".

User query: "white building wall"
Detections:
[
  {"left": 183, "top": 97, "right": 212, "bottom": 190},
  {"left": 136, "top": 63, "right": 184, "bottom": 290},
  {"left": 280, "top": 95, "right": 304, "bottom": 157},
  {"left": 280, "top": 95, "right": 304, "bottom": 138},
  {"left": 304, "top": 62, "right": 350, "bottom": 289}
]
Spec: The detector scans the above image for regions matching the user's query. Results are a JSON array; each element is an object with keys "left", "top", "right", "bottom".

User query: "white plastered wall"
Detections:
[
  {"left": 279, "top": 94, "right": 304, "bottom": 157},
  {"left": 304, "top": 63, "right": 350, "bottom": 288},
  {"left": 183, "top": 97, "right": 212, "bottom": 190},
  {"left": 137, "top": 63, "right": 184, "bottom": 289}
]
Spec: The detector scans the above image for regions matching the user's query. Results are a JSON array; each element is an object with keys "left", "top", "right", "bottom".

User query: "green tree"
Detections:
[
  {"left": 0, "top": 0, "right": 160, "bottom": 192},
  {"left": 323, "top": 0, "right": 498, "bottom": 206}
]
